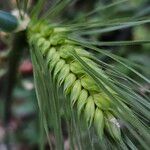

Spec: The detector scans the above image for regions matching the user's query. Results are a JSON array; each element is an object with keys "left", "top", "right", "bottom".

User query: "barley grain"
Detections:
[{"left": 29, "top": 23, "right": 122, "bottom": 141}]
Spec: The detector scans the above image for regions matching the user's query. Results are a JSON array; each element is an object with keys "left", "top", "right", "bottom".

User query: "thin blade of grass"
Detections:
[
  {"left": 30, "top": 0, "right": 46, "bottom": 19},
  {"left": 77, "top": 19, "right": 150, "bottom": 35},
  {"left": 70, "top": 51, "right": 150, "bottom": 148},
  {"left": 70, "top": 41, "right": 150, "bottom": 83},
  {"left": 42, "top": 0, "right": 71, "bottom": 20},
  {"left": 30, "top": 44, "right": 64, "bottom": 149}
]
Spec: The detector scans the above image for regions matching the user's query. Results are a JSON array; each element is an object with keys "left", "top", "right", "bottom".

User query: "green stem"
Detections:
[{"left": 4, "top": 31, "right": 26, "bottom": 150}]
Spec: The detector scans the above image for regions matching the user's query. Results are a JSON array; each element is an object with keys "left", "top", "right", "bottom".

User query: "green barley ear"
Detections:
[
  {"left": 37, "top": 37, "right": 45, "bottom": 48},
  {"left": 29, "top": 18, "right": 150, "bottom": 149},
  {"left": 50, "top": 33, "right": 66, "bottom": 45},
  {"left": 105, "top": 112, "right": 121, "bottom": 141},
  {"left": 41, "top": 41, "right": 51, "bottom": 55},
  {"left": 93, "top": 93, "right": 110, "bottom": 110},
  {"left": 82, "top": 57, "right": 99, "bottom": 68},
  {"left": 77, "top": 89, "right": 88, "bottom": 117},
  {"left": 59, "top": 45, "right": 74, "bottom": 58},
  {"left": 48, "top": 52, "right": 60, "bottom": 71},
  {"left": 40, "top": 26, "right": 53, "bottom": 37},
  {"left": 84, "top": 96, "right": 95, "bottom": 127},
  {"left": 74, "top": 47, "right": 91, "bottom": 58},
  {"left": 57, "top": 64, "right": 70, "bottom": 86},
  {"left": 81, "top": 75, "right": 99, "bottom": 92},
  {"left": 53, "top": 59, "right": 65, "bottom": 79},
  {"left": 64, "top": 73, "right": 76, "bottom": 94},
  {"left": 46, "top": 47, "right": 56, "bottom": 63},
  {"left": 70, "top": 61, "right": 84, "bottom": 74},
  {"left": 94, "top": 108, "right": 104, "bottom": 140},
  {"left": 30, "top": 33, "right": 41, "bottom": 44},
  {"left": 70, "top": 80, "right": 81, "bottom": 106},
  {"left": 81, "top": 57, "right": 109, "bottom": 79}
]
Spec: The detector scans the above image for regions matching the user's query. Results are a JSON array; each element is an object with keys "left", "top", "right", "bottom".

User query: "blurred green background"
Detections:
[{"left": 0, "top": 0, "right": 149, "bottom": 149}]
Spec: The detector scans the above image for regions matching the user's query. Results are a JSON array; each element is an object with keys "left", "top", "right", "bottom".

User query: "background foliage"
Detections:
[{"left": 0, "top": 0, "right": 150, "bottom": 149}]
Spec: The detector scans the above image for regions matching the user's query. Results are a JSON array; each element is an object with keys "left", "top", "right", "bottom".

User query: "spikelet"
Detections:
[
  {"left": 70, "top": 80, "right": 82, "bottom": 106},
  {"left": 64, "top": 73, "right": 76, "bottom": 94},
  {"left": 70, "top": 61, "right": 84, "bottom": 74},
  {"left": 81, "top": 75, "right": 99, "bottom": 92},
  {"left": 84, "top": 96, "right": 95, "bottom": 127},
  {"left": 93, "top": 93, "right": 110, "bottom": 110},
  {"left": 57, "top": 64, "right": 70, "bottom": 86},
  {"left": 94, "top": 108, "right": 104, "bottom": 140},
  {"left": 53, "top": 59, "right": 65, "bottom": 79},
  {"left": 105, "top": 112, "right": 121, "bottom": 141},
  {"left": 29, "top": 22, "right": 123, "bottom": 141},
  {"left": 77, "top": 89, "right": 88, "bottom": 117}
]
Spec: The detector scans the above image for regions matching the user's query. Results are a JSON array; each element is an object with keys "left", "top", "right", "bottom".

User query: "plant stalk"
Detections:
[{"left": 4, "top": 31, "right": 26, "bottom": 150}]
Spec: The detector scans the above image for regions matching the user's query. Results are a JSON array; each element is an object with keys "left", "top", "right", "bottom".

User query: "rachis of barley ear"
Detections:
[{"left": 28, "top": 22, "right": 122, "bottom": 141}]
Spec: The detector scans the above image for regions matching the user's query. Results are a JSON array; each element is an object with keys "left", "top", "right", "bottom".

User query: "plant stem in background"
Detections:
[{"left": 4, "top": 31, "right": 26, "bottom": 150}]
